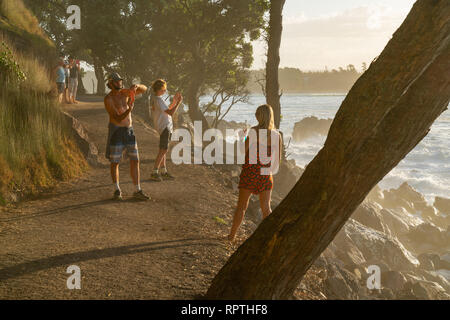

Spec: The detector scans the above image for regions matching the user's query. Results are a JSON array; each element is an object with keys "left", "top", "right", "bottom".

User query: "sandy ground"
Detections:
[{"left": 0, "top": 98, "right": 256, "bottom": 299}]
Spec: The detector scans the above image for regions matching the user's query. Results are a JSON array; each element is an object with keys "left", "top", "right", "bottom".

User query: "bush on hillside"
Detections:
[{"left": 0, "top": 38, "right": 86, "bottom": 204}]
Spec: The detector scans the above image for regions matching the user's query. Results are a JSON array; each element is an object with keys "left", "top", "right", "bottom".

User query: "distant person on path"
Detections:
[
  {"left": 104, "top": 72, "right": 150, "bottom": 201},
  {"left": 68, "top": 56, "right": 81, "bottom": 104},
  {"left": 64, "top": 61, "right": 71, "bottom": 104},
  {"left": 148, "top": 79, "right": 183, "bottom": 181},
  {"left": 55, "top": 60, "right": 66, "bottom": 104},
  {"left": 228, "top": 104, "right": 282, "bottom": 242}
]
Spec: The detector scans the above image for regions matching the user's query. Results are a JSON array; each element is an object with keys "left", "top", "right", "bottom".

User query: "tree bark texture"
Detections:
[
  {"left": 94, "top": 63, "right": 105, "bottom": 96},
  {"left": 265, "top": 0, "right": 285, "bottom": 129},
  {"left": 206, "top": 0, "right": 450, "bottom": 299}
]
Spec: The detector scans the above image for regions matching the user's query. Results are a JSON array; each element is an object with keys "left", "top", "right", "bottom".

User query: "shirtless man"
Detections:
[{"left": 104, "top": 72, "right": 150, "bottom": 200}]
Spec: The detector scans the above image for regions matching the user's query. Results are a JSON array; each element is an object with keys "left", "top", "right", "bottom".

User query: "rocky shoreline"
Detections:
[
  {"left": 141, "top": 104, "right": 450, "bottom": 299},
  {"left": 210, "top": 115, "right": 450, "bottom": 300},
  {"left": 220, "top": 156, "right": 450, "bottom": 299}
]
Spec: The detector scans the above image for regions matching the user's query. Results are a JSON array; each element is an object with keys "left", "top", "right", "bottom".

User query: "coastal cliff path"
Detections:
[{"left": 0, "top": 97, "right": 247, "bottom": 299}]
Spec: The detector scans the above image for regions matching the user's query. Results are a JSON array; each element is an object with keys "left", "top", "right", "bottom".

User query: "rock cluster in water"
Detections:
[
  {"left": 292, "top": 116, "right": 333, "bottom": 142},
  {"left": 216, "top": 117, "right": 449, "bottom": 300},
  {"left": 171, "top": 112, "right": 449, "bottom": 299}
]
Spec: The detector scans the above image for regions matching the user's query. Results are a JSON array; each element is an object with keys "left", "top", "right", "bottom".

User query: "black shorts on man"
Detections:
[{"left": 159, "top": 127, "right": 172, "bottom": 150}]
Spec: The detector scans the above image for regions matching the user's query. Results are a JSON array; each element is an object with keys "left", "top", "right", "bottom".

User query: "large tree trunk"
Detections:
[
  {"left": 94, "top": 63, "right": 105, "bottom": 96},
  {"left": 186, "top": 85, "right": 210, "bottom": 131},
  {"left": 206, "top": 0, "right": 450, "bottom": 299},
  {"left": 265, "top": 0, "right": 285, "bottom": 129},
  {"left": 186, "top": 52, "right": 210, "bottom": 131}
]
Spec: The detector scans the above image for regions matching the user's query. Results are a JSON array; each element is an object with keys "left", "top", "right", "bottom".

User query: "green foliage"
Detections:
[
  {"left": 213, "top": 216, "right": 228, "bottom": 225},
  {"left": 147, "top": 0, "right": 268, "bottom": 125},
  {"left": 0, "top": 86, "right": 65, "bottom": 166},
  {"left": 1, "top": 0, "right": 56, "bottom": 65},
  {"left": 0, "top": 0, "right": 48, "bottom": 37},
  {"left": 21, "top": 0, "right": 69, "bottom": 52},
  {"left": 0, "top": 42, "right": 27, "bottom": 82},
  {"left": 0, "top": 44, "right": 86, "bottom": 203},
  {"left": 0, "top": 82, "right": 83, "bottom": 197},
  {"left": 26, "top": 0, "right": 269, "bottom": 124},
  {"left": 0, "top": 4, "right": 86, "bottom": 204}
]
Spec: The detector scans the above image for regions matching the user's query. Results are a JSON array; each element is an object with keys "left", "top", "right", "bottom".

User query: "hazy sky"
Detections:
[{"left": 252, "top": 0, "right": 416, "bottom": 71}]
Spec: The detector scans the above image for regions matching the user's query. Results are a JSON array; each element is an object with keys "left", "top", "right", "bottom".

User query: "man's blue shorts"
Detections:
[
  {"left": 109, "top": 126, "right": 139, "bottom": 163},
  {"left": 56, "top": 82, "right": 65, "bottom": 94}
]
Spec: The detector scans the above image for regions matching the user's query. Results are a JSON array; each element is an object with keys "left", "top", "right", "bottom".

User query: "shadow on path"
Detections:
[
  {"left": 0, "top": 199, "right": 116, "bottom": 222},
  {"left": 0, "top": 238, "right": 220, "bottom": 281}
]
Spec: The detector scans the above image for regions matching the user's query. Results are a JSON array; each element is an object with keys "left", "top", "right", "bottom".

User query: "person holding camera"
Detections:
[
  {"left": 55, "top": 60, "right": 66, "bottom": 104},
  {"left": 68, "top": 56, "right": 81, "bottom": 104},
  {"left": 148, "top": 79, "right": 183, "bottom": 181},
  {"left": 104, "top": 73, "right": 150, "bottom": 201}
]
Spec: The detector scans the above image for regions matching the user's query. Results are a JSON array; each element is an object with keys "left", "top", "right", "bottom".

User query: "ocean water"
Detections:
[{"left": 200, "top": 94, "right": 450, "bottom": 204}]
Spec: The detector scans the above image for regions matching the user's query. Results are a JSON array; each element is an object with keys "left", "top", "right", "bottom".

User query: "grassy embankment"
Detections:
[{"left": 0, "top": 0, "right": 86, "bottom": 205}]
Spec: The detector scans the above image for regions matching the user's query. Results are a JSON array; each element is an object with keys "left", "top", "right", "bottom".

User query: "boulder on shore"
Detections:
[
  {"left": 406, "top": 222, "right": 450, "bottom": 249},
  {"left": 333, "top": 219, "right": 420, "bottom": 272},
  {"left": 292, "top": 116, "right": 332, "bottom": 142},
  {"left": 381, "top": 182, "right": 436, "bottom": 219},
  {"left": 434, "top": 197, "right": 450, "bottom": 215}
]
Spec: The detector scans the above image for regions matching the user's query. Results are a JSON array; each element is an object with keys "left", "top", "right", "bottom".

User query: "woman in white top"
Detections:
[{"left": 149, "top": 79, "right": 183, "bottom": 181}]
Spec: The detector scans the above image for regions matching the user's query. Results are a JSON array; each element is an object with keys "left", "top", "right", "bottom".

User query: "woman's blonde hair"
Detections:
[
  {"left": 255, "top": 104, "right": 275, "bottom": 130},
  {"left": 151, "top": 79, "right": 167, "bottom": 94}
]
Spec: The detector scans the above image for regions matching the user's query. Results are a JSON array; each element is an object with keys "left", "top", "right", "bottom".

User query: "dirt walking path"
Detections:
[{"left": 0, "top": 98, "right": 252, "bottom": 299}]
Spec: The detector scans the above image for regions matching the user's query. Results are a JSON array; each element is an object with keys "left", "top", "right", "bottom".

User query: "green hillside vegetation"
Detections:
[
  {"left": 0, "top": 0, "right": 86, "bottom": 205},
  {"left": 0, "top": 0, "right": 56, "bottom": 62}
]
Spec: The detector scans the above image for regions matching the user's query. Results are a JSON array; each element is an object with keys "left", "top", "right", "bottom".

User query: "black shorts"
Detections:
[
  {"left": 56, "top": 82, "right": 65, "bottom": 94},
  {"left": 159, "top": 127, "right": 172, "bottom": 150}
]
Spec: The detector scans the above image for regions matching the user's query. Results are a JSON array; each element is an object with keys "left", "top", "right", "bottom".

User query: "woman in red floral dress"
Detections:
[{"left": 228, "top": 104, "right": 282, "bottom": 241}]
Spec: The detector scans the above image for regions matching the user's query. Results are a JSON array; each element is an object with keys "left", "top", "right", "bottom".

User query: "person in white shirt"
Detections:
[{"left": 148, "top": 79, "right": 183, "bottom": 181}]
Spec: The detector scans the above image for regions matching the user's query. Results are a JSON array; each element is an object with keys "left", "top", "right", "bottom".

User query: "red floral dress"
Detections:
[{"left": 238, "top": 131, "right": 274, "bottom": 194}]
